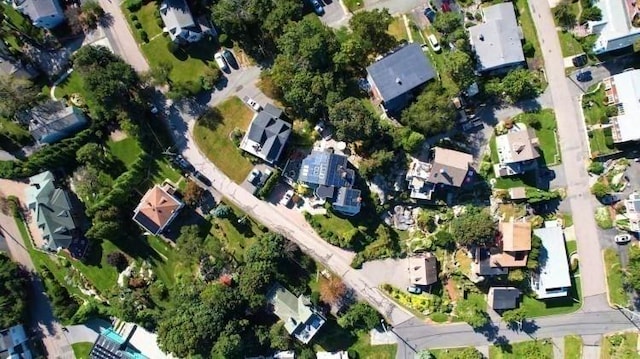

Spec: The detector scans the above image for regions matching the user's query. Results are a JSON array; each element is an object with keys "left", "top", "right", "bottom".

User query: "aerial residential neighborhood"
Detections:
[{"left": 1, "top": 0, "right": 640, "bottom": 357}]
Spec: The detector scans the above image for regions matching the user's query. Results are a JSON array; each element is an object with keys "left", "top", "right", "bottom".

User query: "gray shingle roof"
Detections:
[
  {"left": 160, "top": 0, "right": 196, "bottom": 32},
  {"left": 26, "top": 102, "right": 87, "bottom": 144},
  {"left": 19, "top": 0, "right": 61, "bottom": 20},
  {"left": 488, "top": 287, "right": 521, "bottom": 310},
  {"left": 366, "top": 43, "right": 436, "bottom": 102},
  {"left": 468, "top": 2, "right": 525, "bottom": 72},
  {"left": 243, "top": 106, "right": 291, "bottom": 163}
]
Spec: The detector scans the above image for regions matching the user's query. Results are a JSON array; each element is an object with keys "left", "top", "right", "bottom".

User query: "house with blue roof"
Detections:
[
  {"left": 366, "top": 43, "right": 436, "bottom": 113},
  {"left": 88, "top": 328, "right": 149, "bottom": 359},
  {"left": 24, "top": 101, "right": 88, "bottom": 145},
  {"left": 298, "top": 150, "right": 361, "bottom": 216}
]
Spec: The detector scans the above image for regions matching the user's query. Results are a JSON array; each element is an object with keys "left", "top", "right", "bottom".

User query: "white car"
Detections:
[
  {"left": 614, "top": 234, "right": 632, "bottom": 244},
  {"left": 428, "top": 34, "right": 441, "bottom": 52},
  {"left": 214, "top": 52, "right": 229, "bottom": 72},
  {"left": 246, "top": 97, "right": 262, "bottom": 112},
  {"left": 280, "top": 190, "right": 294, "bottom": 206}
]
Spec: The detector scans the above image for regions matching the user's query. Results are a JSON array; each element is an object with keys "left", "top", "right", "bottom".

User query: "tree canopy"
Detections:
[
  {"left": 349, "top": 9, "right": 397, "bottom": 57},
  {"left": 433, "top": 12, "right": 462, "bottom": 34},
  {"left": 553, "top": 1, "right": 577, "bottom": 29},
  {"left": 337, "top": 302, "right": 381, "bottom": 332},
  {"left": 0, "top": 253, "right": 28, "bottom": 328},
  {"left": 443, "top": 51, "right": 475, "bottom": 91},
  {"left": 400, "top": 83, "right": 456, "bottom": 136},
  {"left": 328, "top": 97, "right": 380, "bottom": 146},
  {"left": 450, "top": 207, "right": 496, "bottom": 246},
  {"left": 0, "top": 75, "right": 42, "bottom": 120},
  {"left": 486, "top": 69, "right": 542, "bottom": 103}
]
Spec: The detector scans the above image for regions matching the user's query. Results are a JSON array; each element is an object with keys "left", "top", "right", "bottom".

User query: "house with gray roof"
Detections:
[
  {"left": 160, "top": 0, "right": 214, "bottom": 43},
  {"left": 494, "top": 125, "right": 540, "bottom": 177},
  {"left": 488, "top": 287, "right": 521, "bottom": 310},
  {"left": 240, "top": 104, "right": 291, "bottom": 164},
  {"left": 13, "top": 0, "right": 64, "bottom": 29},
  {"left": 0, "top": 324, "right": 32, "bottom": 359},
  {"left": 26, "top": 171, "right": 78, "bottom": 252},
  {"left": 24, "top": 101, "right": 88, "bottom": 145},
  {"left": 298, "top": 150, "right": 361, "bottom": 215},
  {"left": 531, "top": 222, "right": 571, "bottom": 299},
  {"left": 406, "top": 147, "right": 473, "bottom": 200},
  {"left": 588, "top": 0, "right": 640, "bottom": 54},
  {"left": 366, "top": 43, "right": 436, "bottom": 113},
  {"left": 625, "top": 192, "right": 640, "bottom": 232},
  {"left": 468, "top": 2, "right": 525, "bottom": 74},
  {"left": 267, "top": 283, "right": 325, "bottom": 344}
]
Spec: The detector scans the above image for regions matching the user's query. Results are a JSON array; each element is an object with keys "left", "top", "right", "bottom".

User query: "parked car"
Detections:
[
  {"left": 407, "top": 286, "right": 422, "bottom": 294},
  {"left": 614, "top": 234, "right": 632, "bottom": 244},
  {"left": 174, "top": 156, "right": 195, "bottom": 172},
  {"left": 247, "top": 169, "right": 261, "bottom": 184},
  {"left": 214, "top": 52, "right": 229, "bottom": 72},
  {"left": 423, "top": 7, "right": 436, "bottom": 23},
  {"left": 600, "top": 194, "right": 619, "bottom": 205},
  {"left": 427, "top": 34, "right": 441, "bottom": 52},
  {"left": 309, "top": 0, "right": 324, "bottom": 15},
  {"left": 461, "top": 120, "right": 482, "bottom": 131},
  {"left": 280, "top": 190, "right": 294, "bottom": 206},
  {"left": 222, "top": 49, "right": 238, "bottom": 69},
  {"left": 193, "top": 171, "right": 211, "bottom": 186},
  {"left": 245, "top": 97, "right": 262, "bottom": 111},
  {"left": 572, "top": 54, "right": 587, "bottom": 68},
  {"left": 576, "top": 70, "right": 592, "bottom": 82}
]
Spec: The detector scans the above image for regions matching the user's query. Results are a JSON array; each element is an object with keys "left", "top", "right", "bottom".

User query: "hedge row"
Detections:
[{"left": 257, "top": 169, "right": 281, "bottom": 199}]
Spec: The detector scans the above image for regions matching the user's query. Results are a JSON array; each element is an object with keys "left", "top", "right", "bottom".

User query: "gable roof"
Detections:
[
  {"left": 26, "top": 102, "right": 87, "bottom": 144},
  {"left": 499, "top": 220, "right": 532, "bottom": 251},
  {"left": 428, "top": 147, "right": 473, "bottom": 187},
  {"left": 497, "top": 126, "right": 540, "bottom": 164},
  {"left": 133, "top": 185, "right": 183, "bottom": 235},
  {"left": 488, "top": 287, "right": 521, "bottom": 310},
  {"left": 408, "top": 253, "right": 438, "bottom": 286},
  {"left": 89, "top": 328, "right": 149, "bottom": 359},
  {"left": 468, "top": 2, "right": 525, "bottom": 72},
  {"left": 26, "top": 171, "right": 77, "bottom": 251},
  {"left": 160, "top": 0, "right": 196, "bottom": 31},
  {"left": 333, "top": 187, "right": 361, "bottom": 215},
  {"left": 298, "top": 151, "right": 354, "bottom": 188},
  {"left": 241, "top": 105, "right": 291, "bottom": 163},
  {"left": 366, "top": 43, "right": 436, "bottom": 102},
  {"left": 267, "top": 283, "right": 325, "bottom": 344},
  {"left": 18, "top": 0, "right": 62, "bottom": 20}
]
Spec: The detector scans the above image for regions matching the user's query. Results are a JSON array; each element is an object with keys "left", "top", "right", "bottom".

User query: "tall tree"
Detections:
[
  {"left": 502, "top": 307, "right": 527, "bottom": 331},
  {"left": 183, "top": 180, "right": 204, "bottom": 206},
  {"left": 443, "top": 51, "right": 475, "bottom": 91},
  {"left": 349, "top": 9, "right": 397, "bottom": 56},
  {"left": 0, "top": 74, "right": 42, "bottom": 119},
  {"left": 328, "top": 97, "right": 379, "bottom": 146},
  {"left": 497, "top": 69, "right": 542, "bottom": 103},
  {"left": 400, "top": 83, "right": 456, "bottom": 136},
  {"left": 553, "top": 1, "right": 576, "bottom": 29},
  {"left": 0, "top": 253, "right": 28, "bottom": 328},
  {"left": 432, "top": 12, "right": 462, "bottom": 34},
  {"left": 320, "top": 277, "right": 347, "bottom": 306},
  {"left": 450, "top": 207, "right": 496, "bottom": 246}
]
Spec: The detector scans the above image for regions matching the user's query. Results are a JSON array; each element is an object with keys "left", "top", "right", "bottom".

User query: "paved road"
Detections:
[
  {"left": 394, "top": 307, "right": 637, "bottom": 358},
  {"left": 97, "top": 0, "right": 149, "bottom": 72},
  {"left": 0, "top": 211, "right": 74, "bottom": 359},
  {"left": 529, "top": 0, "right": 607, "bottom": 302}
]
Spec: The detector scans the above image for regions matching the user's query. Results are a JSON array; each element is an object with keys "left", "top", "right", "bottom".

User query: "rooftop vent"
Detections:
[
  {"left": 396, "top": 77, "right": 402, "bottom": 85},
  {"left": 479, "top": 34, "right": 484, "bottom": 41}
]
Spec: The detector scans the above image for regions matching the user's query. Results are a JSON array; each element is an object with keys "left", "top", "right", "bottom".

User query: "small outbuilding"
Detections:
[{"left": 488, "top": 287, "right": 521, "bottom": 310}]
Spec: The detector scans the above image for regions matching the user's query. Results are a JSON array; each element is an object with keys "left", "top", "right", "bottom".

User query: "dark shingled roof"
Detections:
[
  {"left": 298, "top": 151, "right": 354, "bottom": 188},
  {"left": 244, "top": 106, "right": 291, "bottom": 163},
  {"left": 366, "top": 43, "right": 436, "bottom": 102},
  {"left": 488, "top": 287, "right": 521, "bottom": 310}
]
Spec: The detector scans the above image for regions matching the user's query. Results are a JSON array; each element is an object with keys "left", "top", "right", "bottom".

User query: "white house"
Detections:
[
  {"left": 588, "top": 0, "right": 640, "bottom": 54},
  {"left": 603, "top": 70, "right": 640, "bottom": 143},
  {"left": 531, "top": 223, "right": 572, "bottom": 299},
  {"left": 13, "top": 0, "right": 65, "bottom": 29}
]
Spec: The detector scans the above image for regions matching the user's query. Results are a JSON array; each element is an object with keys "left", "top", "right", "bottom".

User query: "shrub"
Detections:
[
  {"left": 153, "top": 8, "right": 160, "bottom": 20},
  {"left": 465, "top": 11, "right": 473, "bottom": 20},
  {"left": 218, "top": 33, "right": 230, "bottom": 46},
  {"left": 138, "top": 30, "right": 148, "bottom": 42},
  {"left": 167, "top": 41, "right": 179, "bottom": 54},
  {"left": 605, "top": 105, "right": 618, "bottom": 117},
  {"left": 106, "top": 251, "right": 128, "bottom": 271},
  {"left": 257, "top": 169, "right": 281, "bottom": 199},
  {"left": 474, "top": 12, "right": 482, "bottom": 21},
  {"left": 125, "top": 0, "right": 142, "bottom": 11},
  {"left": 603, "top": 127, "right": 614, "bottom": 148},
  {"left": 130, "top": 14, "right": 138, "bottom": 21},
  {"left": 523, "top": 41, "right": 535, "bottom": 57},
  {"left": 588, "top": 161, "right": 605, "bottom": 174},
  {"left": 200, "top": 67, "right": 222, "bottom": 90},
  {"left": 133, "top": 20, "right": 142, "bottom": 29}
]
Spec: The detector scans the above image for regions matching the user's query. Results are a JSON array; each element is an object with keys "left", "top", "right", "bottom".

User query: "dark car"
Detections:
[
  {"left": 572, "top": 54, "right": 588, "bottom": 68},
  {"left": 600, "top": 194, "right": 619, "bottom": 205},
  {"left": 310, "top": 0, "right": 324, "bottom": 15},
  {"left": 193, "top": 171, "right": 212, "bottom": 186},
  {"left": 576, "top": 71, "right": 592, "bottom": 82},
  {"left": 222, "top": 49, "right": 238, "bottom": 69},
  {"left": 424, "top": 7, "right": 437, "bottom": 23}
]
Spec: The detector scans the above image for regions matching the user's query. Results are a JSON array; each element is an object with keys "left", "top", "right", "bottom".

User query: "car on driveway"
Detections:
[
  {"left": 309, "top": 0, "right": 324, "bottom": 15},
  {"left": 428, "top": 34, "right": 441, "bottom": 52},
  {"left": 193, "top": 171, "right": 212, "bottom": 186},
  {"left": 424, "top": 7, "right": 437, "bottom": 23},
  {"left": 245, "top": 97, "right": 262, "bottom": 112},
  {"left": 280, "top": 190, "right": 294, "bottom": 206},
  {"left": 247, "top": 169, "right": 261, "bottom": 184},
  {"left": 614, "top": 234, "right": 632, "bottom": 244},
  {"left": 576, "top": 71, "right": 592, "bottom": 82},
  {"left": 214, "top": 52, "right": 229, "bottom": 72},
  {"left": 407, "top": 286, "right": 422, "bottom": 294},
  {"left": 222, "top": 49, "right": 238, "bottom": 69},
  {"left": 572, "top": 54, "right": 587, "bottom": 68},
  {"left": 600, "top": 194, "right": 619, "bottom": 205}
]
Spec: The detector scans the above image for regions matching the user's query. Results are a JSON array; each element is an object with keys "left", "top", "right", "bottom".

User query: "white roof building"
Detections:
[
  {"left": 531, "top": 222, "right": 572, "bottom": 299},
  {"left": 625, "top": 192, "right": 640, "bottom": 232},
  {"left": 589, "top": 0, "right": 640, "bottom": 54},
  {"left": 604, "top": 70, "right": 640, "bottom": 143},
  {"left": 316, "top": 352, "right": 348, "bottom": 359}
]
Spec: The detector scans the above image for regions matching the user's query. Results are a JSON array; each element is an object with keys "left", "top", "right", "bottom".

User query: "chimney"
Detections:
[
  {"left": 479, "top": 34, "right": 484, "bottom": 41},
  {"left": 396, "top": 77, "right": 402, "bottom": 85}
]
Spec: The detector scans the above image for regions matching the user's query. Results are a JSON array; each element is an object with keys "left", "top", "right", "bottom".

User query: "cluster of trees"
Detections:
[
  {"left": 625, "top": 246, "right": 640, "bottom": 292},
  {"left": 65, "top": 0, "right": 105, "bottom": 34},
  {"left": 0, "top": 74, "right": 43, "bottom": 120},
  {"left": 40, "top": 267, "right": 80, "bottom": 323},
  {"left": 73, "top": 142, "right": 127, "bottom": 202},
  {"left": 401, "top": 82, "right": 457, "bottom": 137},
  {"left": 450, "top": 207, "right": 496, "bottom": 247},
  {"left": 0, "top": 254, "right": 29, "bottom": 328},
  {"left": 485, "top": 69, "right": 543, "bottom": 104}
]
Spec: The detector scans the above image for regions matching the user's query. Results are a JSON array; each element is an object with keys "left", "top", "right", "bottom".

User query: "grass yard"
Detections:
[
  {"left": 193, "top": 97, "right": 254, "bottom": 183},
  {"left": 0, "top": 117, "right": 32, "bottom": 151},
  {"left": 566, "top": 240, "right": 577, "bottom": 255},
  {"left": 490, "top": 339, "right": 553, "bottom": 359},
  {"left": 429, "top": 347, "right": 481, "bottom": 358},
  {"left": 150, "top": 158, "right": 183, "bottom": 185},
  {"left": 588, "top": 128, "right": 616, "bottom": 158},
  {"left": 515, "top": 0, "right": 543, "bottom": 64},
  {"left": 558, "top": 31, "right": 584, "bottom": 57},
  {"left": 564, "top": 335, "right": 582, "bottom": 359},
  {"left": 521, "top": 274, "right": 581, "bottom": 317},
  {"left": 71, "top": 342, "right": 93, "bottom": 359},
  {"left": 343, "top": 0, "right": 364, "bottom": 12},
  {"left": 388, "top": 16, "right": 409, "bottom": 41},
  {"left": 595, "top": 206, "right": 614, "bottom": 229},
  {"left": 314, "top": 319, "right": 396, "bottom": 358},
  {"left": 582, "top": 86, "right": 608, "bottom": 126},
  {"left": 107, "top": 137, "right": 142, "bottom": 168},
  {"left": 512, "top": 109, "right": 560, "bottom": 165},
  {"left": 54, "top": 71, "right": 85, "bottom": 100},
  {"left": 493, "top": 171, "right": 538, "bottom": 189},
  {"left": 601, "top": 333, "right": 638, "bottom": 359},
  {"left": 209, "top": 202, "right": 266, "bottom": 262},
  {"left": 604, "top": 248, "right": 629, "bottom": 307}
]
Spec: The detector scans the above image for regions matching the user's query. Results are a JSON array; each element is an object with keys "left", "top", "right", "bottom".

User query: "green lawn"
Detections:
[
  {"left": 209, "top": 202, "right": 266, "bottom": 262},
  {"left": 429, "top": 347, "right": 481, "bottom": 358},
  {"left": 566, "top": 240, "right": 577, "bottom": 255},
  {"left": 604, "top": 248, "right": 629, "bottom": 307},
  {"left": 54, "top": 71, "right": 85, "bottom": 100},
  {"left": 107, "top": 137, "right": 142, "bottom": 168},
  {"left": 490, "top": 339, "right": 553, "bottom": 359},
  {"left": 343, "top": 0, "right": 364, "bottom": 12},
  {"left": 582, "top": 86, "right": 608, "bottom": 126},
  {"left": 0, "top": 117, "right": 32, "bottom": 151},
  {"left": 515, "top": 0, "right": 543, "bottom": 64},
  {"left": 314, "top": 319, "right": 396, "bottom": 358},
  {"left": 512, "top": 109, "right": 560, "bottom": 165},
  {"left": 150, "top": 158, "right": 183, "bottom": 185},
  {"left": 493, "top": 171, "right": 538, "bottom": 189},
  {"left": 564, "top": 335, "right": 582, "bottom": 359},
  {"left": 388, "top": 16, "right": 409, "bottom": 42},
  {"left": 588, "top": 128, "right": 616, "bottom": 158},
  {"left": 193, "top": 97, "right": 255, "bottom": 183},
  {"left": 71, "top": 342, "right": 93, "bottom": 359},
  {"left": 601, "top": 333, "right": 638, "bottom": 359},
  {"left": 558, "top": 31, "right": 584, "bottom": 57}
]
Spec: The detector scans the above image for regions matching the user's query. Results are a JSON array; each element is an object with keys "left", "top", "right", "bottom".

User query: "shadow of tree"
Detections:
[{"left": 198, "top": 107, "right": 224, "bottom": 131}]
